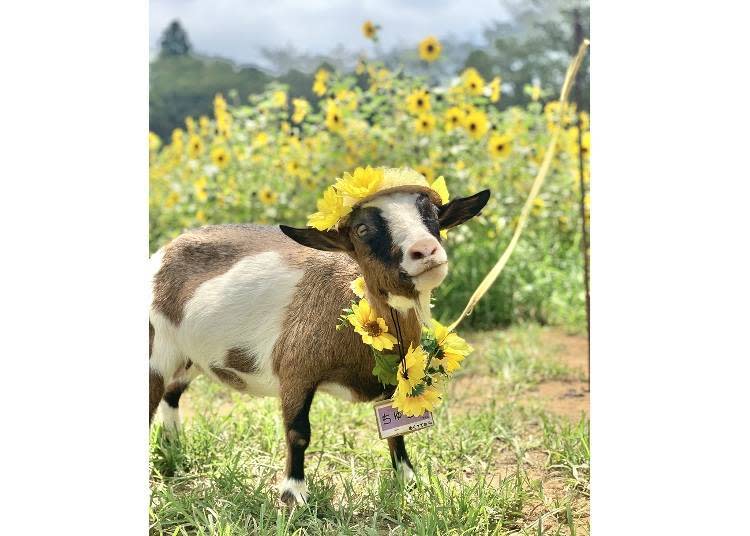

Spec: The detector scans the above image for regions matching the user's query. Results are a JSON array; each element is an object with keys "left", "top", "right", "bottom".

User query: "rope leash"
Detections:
[{"left": 447, "top": 39, "right": 590, "bottom": 333}]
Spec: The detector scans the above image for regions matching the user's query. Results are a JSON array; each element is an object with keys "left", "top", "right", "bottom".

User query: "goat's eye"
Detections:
[{"left": 356, "top": 224, "right": 368, "bottom": 238}]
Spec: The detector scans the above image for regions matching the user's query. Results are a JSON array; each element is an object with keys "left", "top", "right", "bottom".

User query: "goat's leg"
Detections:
[
  {"left": 388, "top": 436, "right": 415, "bottom": 482},
  {"left": 159, "top": 363, "right": 199, "bottom": 432},
  {"left": 159, "top": 380, "right": 190, "bottom": 432},
  {"left": 149, "top": 367, "right": 165, "bottom": 423},
  {"left": 149, "top": 321, "right": 182, "bottom": 425},
  {"left": 279, "top": 384, "right": 316, "bottom": 506}
]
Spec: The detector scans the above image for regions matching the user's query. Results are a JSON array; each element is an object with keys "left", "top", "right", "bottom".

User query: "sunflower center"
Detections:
[
  {"left": 417, "top": 98, "right": 423, "bottom": 106},
  {"left": 497, "top": 144, "right": 504, "bottom": 151},
  {"left": 470, "top": 123, "right": 477, "bottom": 131},
  {"left": 427, "top": 45, "right": 434, "bottom": 52},
  {"left": 364, "top": 321, "right": 382, "bottom": 337}
]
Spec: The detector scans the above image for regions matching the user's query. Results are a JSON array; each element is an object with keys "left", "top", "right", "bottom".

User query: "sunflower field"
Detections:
[{"left": 149, "top": 56, "right": 590, "bottom": 330}]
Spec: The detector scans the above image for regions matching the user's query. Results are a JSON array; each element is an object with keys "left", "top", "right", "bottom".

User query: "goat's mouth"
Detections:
[
  {"left": 411, "top": 261, "right": 448, "bottom": 278},
  {"left": 410, "top": 261, "right": 449, "bottom": 291}
]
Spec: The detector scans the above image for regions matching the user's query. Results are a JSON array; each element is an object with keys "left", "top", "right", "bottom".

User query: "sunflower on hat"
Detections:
[{"left": 306, "top": 166, "right": 450, "bottom": 231}]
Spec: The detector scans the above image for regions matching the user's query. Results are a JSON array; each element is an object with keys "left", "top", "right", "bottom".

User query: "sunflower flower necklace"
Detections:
[{"left": 337, "top": 276, "right": 473, "bottom": 430}]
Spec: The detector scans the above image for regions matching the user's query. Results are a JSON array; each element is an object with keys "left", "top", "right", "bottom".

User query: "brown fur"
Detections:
[
  {"left": 210, "top": 365, "right": 247, "bottom": 390},
  {"left": 225, "top": 347, "right": 259, "bottom": 374},
  {"left": 272, "top": 241, "right": 422, "bottom": 409},
  {"left": 149, "top": 321, "right": 154, "bottom": 358}
]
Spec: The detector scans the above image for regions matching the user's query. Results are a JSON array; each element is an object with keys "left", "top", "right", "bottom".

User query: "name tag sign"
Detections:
[{"left": 374, "top": 399, "right": 434, "bottom": 439}]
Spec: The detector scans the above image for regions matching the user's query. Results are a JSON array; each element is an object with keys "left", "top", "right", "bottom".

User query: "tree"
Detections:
[
  {"left": 160, "top": 20, "right": 192, "bottom": 57},
  {"left": 471, "top": 0, "right": 589, "bottom": 110}
]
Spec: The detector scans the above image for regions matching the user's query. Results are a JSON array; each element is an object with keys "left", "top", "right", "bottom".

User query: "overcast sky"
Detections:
[{"left": 149, "top": 0, "right": 510, "bottom": 68}]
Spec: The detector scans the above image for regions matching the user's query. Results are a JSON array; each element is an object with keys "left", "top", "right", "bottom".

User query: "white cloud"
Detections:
[{"left": 149, "top": 0, "right": 509, "bottom": 68}]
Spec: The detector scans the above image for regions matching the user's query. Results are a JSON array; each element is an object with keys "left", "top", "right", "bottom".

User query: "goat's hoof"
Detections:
[
  {"left": 279, "top": 478, "right": 308, "bottom": 507},
  {"left": 396, "top": 461, "right": 416, "bottom": 485}
]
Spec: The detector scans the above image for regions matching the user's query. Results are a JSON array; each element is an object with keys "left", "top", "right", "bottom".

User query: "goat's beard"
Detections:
[{"left": 413, "top": 291, "right": 434, "bottom": 327}]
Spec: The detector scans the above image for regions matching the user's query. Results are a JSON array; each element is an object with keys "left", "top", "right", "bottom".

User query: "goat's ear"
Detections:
[
  {"left": 438, "top": 189, "right": 491, "bottom": 230},
  {"left": 279, "top": 225, "right": 353, "bottom": 252}
]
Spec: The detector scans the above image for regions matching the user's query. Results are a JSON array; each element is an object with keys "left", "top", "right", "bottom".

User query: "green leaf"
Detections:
[{"left": 372, "top": 351, "right": 400, "bottom": 386}]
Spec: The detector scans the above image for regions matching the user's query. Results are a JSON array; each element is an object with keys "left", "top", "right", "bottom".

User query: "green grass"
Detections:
[{"left": 150, "top": 325, "right": 589, "bottom": 535}]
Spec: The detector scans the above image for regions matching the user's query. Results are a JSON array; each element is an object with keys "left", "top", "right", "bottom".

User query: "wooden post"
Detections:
[{"left": 573, "top": 8, "right": 591, "bottom": 375}]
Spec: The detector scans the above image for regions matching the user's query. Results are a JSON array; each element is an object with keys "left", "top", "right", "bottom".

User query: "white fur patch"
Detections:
[
  {"left": 386, "top": 293, "right": 415, "bottom": 313},
  {"left": 318, "top": 382, "right": 355, "bottom": 401},
  {"left": 397, "top": 460, "right": 415, "bottom": 482},
  {"left": 149, "top": 248, "right": 185, "bottom": 380},
  {"left": 159, "top": 401, "right": 180, "bottom": 432},
  {"left": 153, "top": 251, "right": 303, "bottom": 397},
  {"left": 279, "top": 478, "right": 308, "bottom": 505}
]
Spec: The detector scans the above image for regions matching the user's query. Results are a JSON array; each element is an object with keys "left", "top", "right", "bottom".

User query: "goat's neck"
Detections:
[{"left": 363, "top": 288, "right": 428, "bottom": 349}]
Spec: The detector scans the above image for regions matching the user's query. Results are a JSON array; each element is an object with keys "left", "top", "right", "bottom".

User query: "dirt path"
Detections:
[
  {"left": 455, "top": 327, "right": 590, "bottom": 420},
  {"left": 530, "top": 329, "right": 589, "bottom": 419}
]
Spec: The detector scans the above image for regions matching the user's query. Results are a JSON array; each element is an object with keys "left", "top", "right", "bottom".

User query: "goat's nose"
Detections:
[{"left": 408, "top": 238, "right": 439, "bottom": 260}]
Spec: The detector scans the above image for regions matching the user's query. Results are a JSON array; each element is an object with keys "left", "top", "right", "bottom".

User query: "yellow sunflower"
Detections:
[
  {"left": 335, "top": 89, "right": 358, "bottom": 111},
  {"left": 362, "top": 20, "right": 378, "bottom": 40},
  {"left": 444, "top": 107, "right": 466, "bottom": 132},
  {"left": 414, "top": 165, "right": 435, "bottom": 184},
  {"left": 464, "top": 110, "right": 489, "bottom": 140},
  {"left": 292, "top": 98, "right": 309, "bottom": 123},
  {"left": 285, "top": 160, "right": 301, "bottom": 176},
  {"left": 187, "top": 135, "right": 203, "bottom": 159},
  {"left": 210, "top": 146, "right": 230, "bottom": 169},
  {"left": 580, "top": 111, "right": 590, "bottom": 131},
  {"left": 406, "top": 89, "right": 431, "bottom": 115},
  {"left": 313, "top": 79, "right": 327, "bottom": 97},
  {"left": 193, "top": 176, "right": 208, "bottom": 202},
  {"left": 418, "top": 36, "right": 442, "bottom": 62},
  {"left": 430, "top": 176, "right": 449, "bottom": 204},
  {"left": 396, "top": 344, "right": 427, "bottom": 392},
  {"left": 213, "top": 93, "right": 227, "bottom": 114},
  {"left": 307, "top": 186, "right": 351, "bottom": 231},
  {"left": 430, "top": 319, "right": 473, "bottom": 374},
  {"left": 272, "top": 90, "right": 287, "bottom": 108},
  {"left": 462, "top": 68, "right": 485, "bottom": 96},
  {"left": 526, "top": 83, "right": 542, "bottom": 102},
  {"left": 313, "top": 69, "right": 329, "bottom": 97},
  {"left": 415, "top": 113, "right": 436, "bottom": 134},
  {"left": 488, "top": 133, "right": 512, "bottom": 159},
  {"left": 350, "top": 276, "right": 366, "bottom": 299},
  {"left": 253, "top": 132, "right": 269, "bottom": 148},
  {"left": 258, "top": 186, "right": 278, "bottom": 206},
  {"left": 335, "top": 166, "right": 384, "bottom": 205},
  {"left": 198, "top": 115, "right": 210, "bottom": 135},
  {"left": 489, "top": 76, "right": 502, "bottom": 102},
  {"left": 347, "top": 298, "right": 397, "bottom": 351},
  {"left": 532, "top": 197, "right": 545, "bottom": 215},
  {"left": 393, "top": 382, "right": 441, "bottom": 417},
  {"left": 325, "top": 101, "right": 345, "bottom": 133},
  {"left": 148, "top": 132, "right": 161, "bottom": 152}
]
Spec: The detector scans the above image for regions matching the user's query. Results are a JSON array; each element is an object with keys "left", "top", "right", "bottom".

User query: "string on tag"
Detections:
[{"left": 389, "top": 307, "right": 408, "bottom": 379}]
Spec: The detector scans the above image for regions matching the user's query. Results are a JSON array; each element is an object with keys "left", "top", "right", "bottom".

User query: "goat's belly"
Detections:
[{"left": 176, "top": 251, "right": 304, "bottom": 397}]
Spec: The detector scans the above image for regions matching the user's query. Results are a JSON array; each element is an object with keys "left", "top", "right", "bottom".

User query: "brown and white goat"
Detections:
[{"left": 149, "top": 187, "right": 490, "bottom": 505}]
